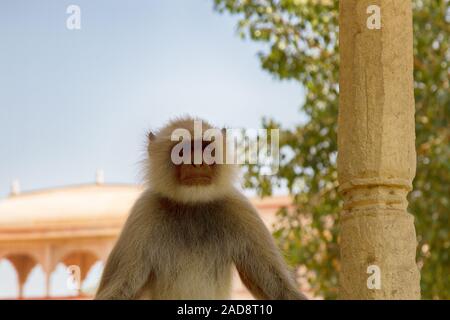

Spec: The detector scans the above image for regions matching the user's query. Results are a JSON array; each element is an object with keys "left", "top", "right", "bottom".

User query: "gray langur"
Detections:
[{"left": 95, "top": 117, "right": 307, "bottom": 300}]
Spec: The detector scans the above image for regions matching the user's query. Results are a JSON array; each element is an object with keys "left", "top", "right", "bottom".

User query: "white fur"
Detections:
[{"left": 145, "top": 116, "right": 238, "bottom": 203}]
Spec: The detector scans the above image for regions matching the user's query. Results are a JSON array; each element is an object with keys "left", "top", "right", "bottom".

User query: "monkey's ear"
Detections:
[{"left": 148, "top": 131, "right": 156, "bottom": 142}]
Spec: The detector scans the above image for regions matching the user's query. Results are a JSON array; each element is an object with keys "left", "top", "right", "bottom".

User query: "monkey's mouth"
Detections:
[
  {"left": 177, "top": 164, "right": 214, "bottom": 186},
  {"left": 180, "top": 175, "right": 213, "bottom": 186},
  {"left": 181, "top": 176, "right": 212, "bottom": 186}
]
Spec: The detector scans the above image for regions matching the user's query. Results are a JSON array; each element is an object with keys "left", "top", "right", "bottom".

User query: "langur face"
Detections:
[
  {"left": 146, "top": 117, "right": 237, "bottom": 203},
  {"left": 175, "top": 141, "right": 217, "bottom": 186},
  {"left": 176, "top": 163, "right": 214, "bottom": 186}
]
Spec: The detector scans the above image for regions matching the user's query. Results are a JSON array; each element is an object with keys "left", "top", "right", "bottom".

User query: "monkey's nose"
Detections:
[
  {"left": 192, "top": 163, "right": 205, "bottom": 168},
  {"left": 191, "top": 163, "right": 210, "bottom": 169}
]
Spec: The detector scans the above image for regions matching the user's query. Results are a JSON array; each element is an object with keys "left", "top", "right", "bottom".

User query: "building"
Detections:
[{"left": 0, "top": 182, "right": 291, "bottom": 299}]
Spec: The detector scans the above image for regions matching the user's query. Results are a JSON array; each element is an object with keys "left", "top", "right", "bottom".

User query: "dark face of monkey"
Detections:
[
  {"left": 145, "top": 117, "right": 237, "bottom": 204},
  {"left": 176, "top": 141, "right": 218, "bottom": 186},
  {"left": 177, "top": 163, "right": 214, "bottom": 186}
]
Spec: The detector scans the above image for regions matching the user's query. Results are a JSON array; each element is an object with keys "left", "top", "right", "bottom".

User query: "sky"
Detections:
[
  {"left": 0, "top": 0, "right": 305, "bottom": 198},
  {"left": 0, "top": 0, "right": 305, "bottom": 296}
]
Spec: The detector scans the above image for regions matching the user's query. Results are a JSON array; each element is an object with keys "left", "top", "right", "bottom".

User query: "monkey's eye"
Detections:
[{"left": 202, "top": 141, "right": 216, "bottom": 153}]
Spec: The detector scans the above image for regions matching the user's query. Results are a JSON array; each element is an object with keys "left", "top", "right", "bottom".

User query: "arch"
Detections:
[
  {"left": 4, "top": 253, "right": 38, "bottom": 298},
  {"left": 22, "top": 264, "right": 46, "bottom": 298},
  {"left": 49, "top": 262, "right": 77, "bottom": 297},
  {"left": 59, "top": 250, "right": 99, "bottom": 282},
  {"left": 82, "top": 260, "right": 104, "bottom": 295},
  {"left": 48, "top": 250, "right": 101, "bottom": 297},
  {"left": 0, "top": 250, "right": 42, "bottom": 268},
  {"left": 0, "top": 259, "right": 19, "bottom": 298}
]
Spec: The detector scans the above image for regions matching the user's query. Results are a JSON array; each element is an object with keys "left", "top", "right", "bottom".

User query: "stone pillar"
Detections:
[
  {"left": 18, "top": 283, "right": 24, "bottom": 299},
  {"left": 43, "top": 245, "right": 53, "bottom": 297},
  {"left": 337, "top": 0, "right": 421, "bottom": 299}
]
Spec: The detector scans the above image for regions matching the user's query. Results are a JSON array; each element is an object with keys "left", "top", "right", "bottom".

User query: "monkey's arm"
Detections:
[
  {"left": 230, "top": 196, "right": 307, "bottom": 300},
  {"left": 95, "top": 193, "right": 156, "bottom": 300}
]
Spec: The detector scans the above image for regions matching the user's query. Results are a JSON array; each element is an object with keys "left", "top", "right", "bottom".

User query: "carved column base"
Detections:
[{"left": 339, "top": 178, "right": 420, "bottom": 299}]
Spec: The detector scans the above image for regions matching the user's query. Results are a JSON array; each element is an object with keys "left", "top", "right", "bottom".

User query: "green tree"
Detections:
[{"left": 213, "top": 0, "right": 449, "bottom": 299}]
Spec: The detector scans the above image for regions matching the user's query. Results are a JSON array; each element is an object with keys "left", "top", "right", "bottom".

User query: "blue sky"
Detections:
[
  {"left": 0, "top": 0, "right": 306, "bottom": 297},
  {"left": 0, "top": 0, "right": 303, "bottom": 197},
  {"left": 0, "top": 0, "right": 305, "bottom": 198}
]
